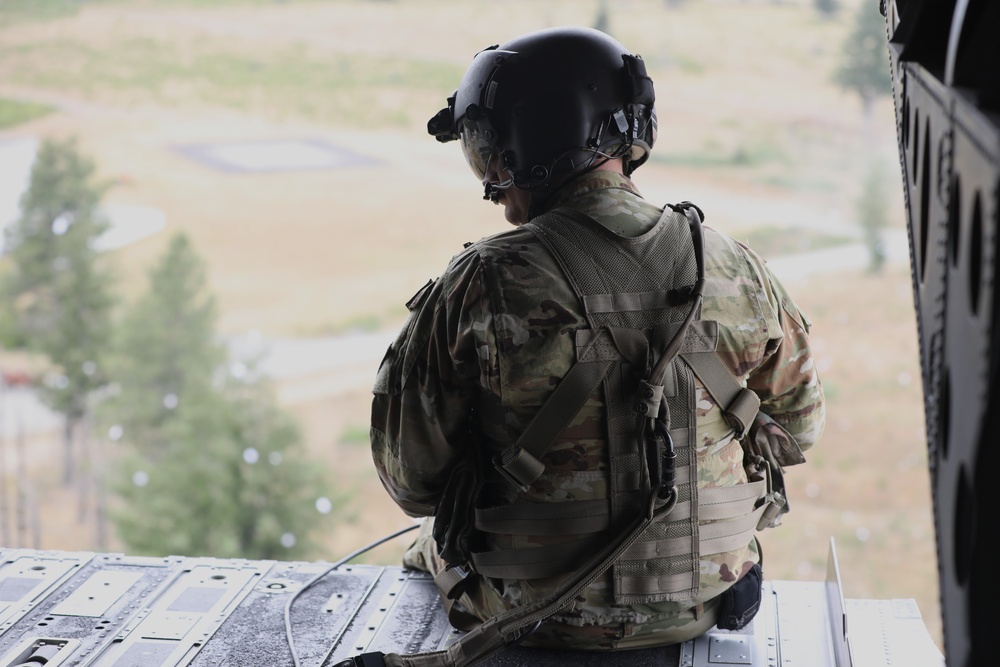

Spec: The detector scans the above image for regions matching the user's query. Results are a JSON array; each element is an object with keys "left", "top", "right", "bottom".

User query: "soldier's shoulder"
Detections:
[
  {"left": 438, "top": 227, "right": 535, "bottom": 279},
  {"left": 702, "top": 226, "right": 760, "bottom": 272},
  {"left": 450, "top": 226, "right": 538, "bottom": 261},
  {"left": 473, "top": 225, "right": 538, "bottom": 248}
]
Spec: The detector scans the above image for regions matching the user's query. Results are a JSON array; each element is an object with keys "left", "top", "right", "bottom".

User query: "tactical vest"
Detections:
[
  {"left": 350, "top": 204, "right": 798, "bottom": 667},
  {"left": 451, "top": 203, "right": 771, "bottom": 605}
]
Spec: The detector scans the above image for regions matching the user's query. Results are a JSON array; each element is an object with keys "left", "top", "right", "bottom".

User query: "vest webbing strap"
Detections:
[
  {"left": 700, "top": 505, "right": 768, "bottom": 555},
  {"left": 576, "top": 321, "right": 717, "bottom": 361},
  {"left": 474, "top": 499, "right": 611, "bottom": 535},
  {"left": 494, "top": 359, "right": 612, "bottom": 491},
  {"left": 582, "top": 287, "right": 694, "bottom": 314},
  {"left": 693, "top": 479, "right": 768, "bottom": 520},
  {"left": 475, "top": 464, "right": 694, "bottom": 536},
  {"left": 474, "top": 428, "right": 692, "bottom": 543},
  {"left": 680, "top": 351, "right": 761, "bottom": 437},
  {"left": 619, "top": 504, "right": 767, "bottom": 568},
  {"left": 470, "top": 533, "right": 607, "bottom": 580},
  {"left": 667, "top": 480, "right": 768, "bottom": 523},
  {"left": 495, "top": 321, "right": 727, "bottom": 493},
  {"left": 472, "top": 480, "right": 766, "bottom": 580},
  {"left": 384, "top": 495, "right": 676, "bottom": 667},
  {"left": 615, "top": 571, "right": 699, "bottom": 598},
  {"left": 473, "top": 465, "right": 757, "bottom": 542},
  {"left": 433, "top": 569, "right": 482, "bottom": 632}
]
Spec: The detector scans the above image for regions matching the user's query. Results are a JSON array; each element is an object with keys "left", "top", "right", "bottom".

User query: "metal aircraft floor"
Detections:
[{"left": 0, "top": 548, "right": 942, "bottom": 667}]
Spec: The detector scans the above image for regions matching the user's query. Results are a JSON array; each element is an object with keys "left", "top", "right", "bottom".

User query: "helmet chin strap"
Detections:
[{"left": 482, "top": 148, "right": 616, "bottom": 208}]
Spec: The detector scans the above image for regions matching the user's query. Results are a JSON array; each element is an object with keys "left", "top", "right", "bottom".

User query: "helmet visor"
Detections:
[{"left": 459, "top": 121, "right": 496, "bottom": 181}]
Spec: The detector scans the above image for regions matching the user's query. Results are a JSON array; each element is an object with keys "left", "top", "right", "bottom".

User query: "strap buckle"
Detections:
[
  {"left": 757, "top": 491, "right": 787, "bottom": 530},
  {"left": 493, "top": 447, "right": 544, "bottom": 492},
  {"left": 434, "top": 564, "right": 474, "bottom": 600},
  {"left": 637, "top": 380, "right": 664, "bottom": 416},
  {"left": 749, "top": 453, "right": 788, "bottom": 530},
  {"left": 725, "top": 388, "right": 760, "bottom": 440}
]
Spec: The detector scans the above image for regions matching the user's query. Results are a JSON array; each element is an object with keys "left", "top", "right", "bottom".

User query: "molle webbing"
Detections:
[
  {"left": 533, "top": 207, "right": 704, "bottom": 603},
  {"left": 470, "top": 479, "right": 768, "bottom": 581},
  {"left": 475, "top": 498, "right": 612, "bottom": 535},
  {"left": 483, "top": 207, "right": 700, "bottom": 603},
  {"left": 477, "top": 205, "right": 765, "bottom": 604},
  {"left": 492, "top": 356, "right": 612, "bottom": 491}
]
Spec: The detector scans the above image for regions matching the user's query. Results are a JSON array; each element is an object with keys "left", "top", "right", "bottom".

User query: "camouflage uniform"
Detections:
[{"left": 371, "top": 171, "right": 824, "bottom": 650}]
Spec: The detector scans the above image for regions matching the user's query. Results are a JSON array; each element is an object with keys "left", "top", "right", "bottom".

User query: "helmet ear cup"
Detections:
[{"left": 437, "top": 27, "right": 656, "bottom": 189}]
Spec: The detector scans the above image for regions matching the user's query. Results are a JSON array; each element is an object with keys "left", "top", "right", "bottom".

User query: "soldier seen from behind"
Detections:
[{"left": 363, "top": 26, "right": 825, "bottom": 667}]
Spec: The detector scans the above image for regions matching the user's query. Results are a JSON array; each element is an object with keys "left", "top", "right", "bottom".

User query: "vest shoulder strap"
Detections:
[{"left": 680, "top": 350, "right": 761, "bottom": 438}]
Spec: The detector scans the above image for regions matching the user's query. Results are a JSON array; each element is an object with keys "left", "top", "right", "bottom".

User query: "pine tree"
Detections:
[
  {"left": 0, "top": 137, "right": 116, "bottom": 484},
  {"left": 104, "top": 232, "right": 223, "bottom": 453},
  {"left": 858, "top": 160, "right": 891, "bottom": 274},
  {"left": 834, "top": 1, "right": 892, "bottom": 118},
  {"left": 105, "top": 234, "right": 339, "bottom": 559},
  {"left": 110, "top": 361, "right": 338, "bottom": 560}
]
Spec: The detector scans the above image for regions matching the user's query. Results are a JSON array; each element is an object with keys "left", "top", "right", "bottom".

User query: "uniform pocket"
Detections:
[
  {"left": 373, "top": 279, "right": 436, "bottom": 396},
  {"left": 716, "top": 562, "right": 763, "bottom": 631}
]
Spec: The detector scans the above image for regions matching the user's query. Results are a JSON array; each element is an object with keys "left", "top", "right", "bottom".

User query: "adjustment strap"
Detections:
[
  {"left": 432, "top": 566, "right": 481, "bottom": 632},
  {"left": 680, "top": 351, "right": 760, "bottom": 437},
  {"left": 471, "top": 534, "right": 606, "bottom": 580},
  {"left": 494, "top": 359, "right": 612, "bottom": 491},
  {"left": 434, "top": 565, "right": 473, "bottom": 601},
  {"left": 616, "top": 571, "right": 698, "bottom": 598},
  {"left": 697, "top": 480, "right": 768, "bottom": 521},
  {"left": 582, "top": 287, "right": 695, "bottom": 314},
  {"left": 666, "top": 480, "right": 767, "bottom": 523},
  {"left": 475, "top": 499, "right": 611, "bottom": 535},
  {"left": 620, "top": 503, "right": 766, "bottom": 563},
  {"left": 701, "top": 505, "right": 767, "bottom": 556}
]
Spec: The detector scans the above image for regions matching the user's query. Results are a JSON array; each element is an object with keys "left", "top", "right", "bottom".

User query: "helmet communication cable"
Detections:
[{"left": 283, "top": 523, "right": 421, "bottom": 667}]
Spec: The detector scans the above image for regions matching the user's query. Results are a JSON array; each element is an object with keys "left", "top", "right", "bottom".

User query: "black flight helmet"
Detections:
[{"left": 427, "top": 26, "right": 656, "bottom": 202}]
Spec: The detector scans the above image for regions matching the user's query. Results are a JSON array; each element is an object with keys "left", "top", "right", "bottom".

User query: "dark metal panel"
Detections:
[
  {"left": 898, "top": 64, "right": 953, "bottom": 458},
  {"left": 886, "top": 1, "right": 1000, "bottom": 665}
]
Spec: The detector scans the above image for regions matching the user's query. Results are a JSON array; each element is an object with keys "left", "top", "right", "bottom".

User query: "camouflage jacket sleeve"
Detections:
[
  {"left": 370, "top": 247, "right": 493, "bottom": 517},
  {"left": 738, "top": 244, "right": 825, "bottom": 452}
]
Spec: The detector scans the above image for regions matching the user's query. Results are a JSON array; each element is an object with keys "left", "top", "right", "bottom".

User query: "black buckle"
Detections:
[{"left": 655, "top": 418, "right": 676, "bottom": 497}]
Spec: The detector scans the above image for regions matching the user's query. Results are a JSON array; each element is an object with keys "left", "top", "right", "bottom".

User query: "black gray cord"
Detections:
[{"left": 284, "top": 524, "right": 421, "bottom": 667}]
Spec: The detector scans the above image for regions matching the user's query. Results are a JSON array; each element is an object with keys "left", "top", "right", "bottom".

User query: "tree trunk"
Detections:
[
  {"left": 63, "top": 415, "right": 75, "bottom": 485},
  {"left": 0, "top": 386, "right": 9, "bottom": 547},
  {"left": 95, "top": 423, "right": 108, "bottom": 551},
  {"left": 16, "top": 412, "right": 27, "bottom": 547},
  {"left": 78, "top": 415, "right": 90, "bottom": 524},
  {"left": 30, "top": 487, "right": 41, "bottom": 549}
]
